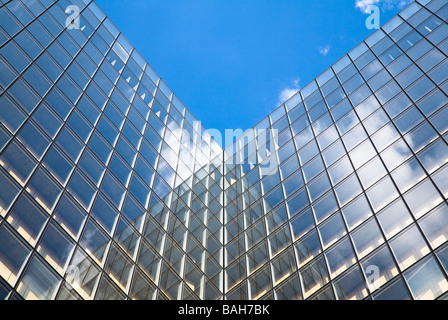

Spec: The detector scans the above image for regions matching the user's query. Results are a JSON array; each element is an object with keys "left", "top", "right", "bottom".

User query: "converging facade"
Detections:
[{"left": 0, "top": 0, "right": 448, "bottom": 300}]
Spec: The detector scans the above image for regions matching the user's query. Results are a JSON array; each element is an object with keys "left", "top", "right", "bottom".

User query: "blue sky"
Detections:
[{"left": 95, "top": 0, "right": 413, "bottom": 147}]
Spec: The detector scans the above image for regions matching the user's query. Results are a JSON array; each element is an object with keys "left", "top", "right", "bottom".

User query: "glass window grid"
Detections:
[{"left": 0, "top": 0, "right": 448, "bottom": 300}]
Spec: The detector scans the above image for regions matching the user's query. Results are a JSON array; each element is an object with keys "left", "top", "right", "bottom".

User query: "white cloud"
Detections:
[
  {"left": 278, "top": 79, "right": 300, "bottom": 105},
  {"left": 319, "top": 45, "right": 331, "bottom": 56},
  {"left": 355, "top": 0, "right": 413, "bottom": 13},
  {"left": 355, "top": 0, "right": 380, "bottom": 13}
]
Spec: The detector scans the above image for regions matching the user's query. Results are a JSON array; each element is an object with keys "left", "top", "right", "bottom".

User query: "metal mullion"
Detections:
[
  {"left": 27, "top": 24, "right": 128, "bottom": 300},
  {"left": 323, "top": 64, "right": 410, "bottom": 299},
  {"left": 123, "top": 60, "right": 165, "bottom": 300},
  {"left": 292, "top": 87, "right": 339, "bottom": 300},
  {"left": 281, "top": 99, "right": 315, "bottom": 300},
  {"left": 375, "top": 28, "right": 448, "bottom": 227},
  {"left": 0, "top": 1, "right": 95, "bottom": 156},
  {"left": 0, "top": 0, "right": 64, "bottom": 48},
  {"left": 0, "top": 0, "right": 94, "bottom": 94},
  {"left": 396, "top": 5, "right": 448, "bottom": 59},
  {"left": 222, "top": 141, "right": 226, "bottom": 299},
  {"left": 258, "top": 124, "right": 280, "bottom": 300},
  {"left": 107, "top": 48, "right": 146, "bottom": 240},
  {"left": 21, "top": 19, "right": 118, "bottom": 300},
  {"left": 330, "top": 60, "right": 416, "bottom": 299},
  {"left": 139, "top": 199, "right": 170, "bottom": 289},
  {"left": 0, "top": 0, "right": 16, "bottom": 10},
  {"left": 309, "top": 77, "right": 384, "bottom": 300},
  {"left": 5, "top": 11, "right": 111, "bottom": 299},
  {"left": 228, "top": 173, "right": 248, "bottom": 300},
  {"left": 91, "top": 44, "right": 157, "bottom": 301},
  {"left": 413, "top": 0, "right": 448, "bottom": 52},
  {"left": 223, "top": 192, "right": 246, "bottom": 298},
  {"left": 345, "top": 38, "right": 448, "bottom": 298}
]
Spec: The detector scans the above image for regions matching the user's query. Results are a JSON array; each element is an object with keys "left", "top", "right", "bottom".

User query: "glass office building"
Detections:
[{"left": 0, "top": 0, "right": 448, "bottom": 300}]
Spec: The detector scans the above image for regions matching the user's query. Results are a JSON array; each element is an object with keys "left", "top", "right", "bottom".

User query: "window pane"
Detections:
[
  {"left": 7, "top": 194, "right": 48, "bottom": 246},
  {"left": 290, "top": 208, "right": 314, "bottom": 239},
  {"left": 351, "top": 218, "right": 384, "bottom": 259},
  {"left": 418, "top": 139, "right": 448, "bottom": 175},
  {"left": 100, "top": 172, "right": 126, "bottom": 209},
  {"left": 17, "top": 255, "right": 61, "bottom": 300},
  {"left": 319, "top": 213, "right": 346, "bottom": 249},
  {"left": 333, "top": 265, "right": 368, "bottom": 300},
  {"left": 361, "top": 245, "right": 399, "bottom": 292},
  {"left": 312, "top": 191, "right": 338, "bottom": 224},
  {"left": 342, "top": 194, "right": 373, "bottom": 230},
  {"left": 27, "top": 167, "right": 62, "bottom": 213},
  {"left": 404, "top": 255, "right": 448, "bottom": 300},
  {"left": 420, "top": 204, "right": 448, "bottom": 249},
  {"left": 0, "top": 224, "right": 31, "bottom": 286},
  {"left": 404, "top": 179, "right": 443, "bottom": 219},
  {"left": 37, "top": 221, "right": 75, "bottom": 275},
  {"left": 301, "top": 256, "right": 329, "bottom": 297},
  {"left": 43, "top": 145, "right": 73, "bottom": 186},
  {"left": 335, "top": 174, "right": 362, "bottom": 207},
  {"left": 367, "top": 176, "right": 399, "bottom": 212},
  {"left": 53, "top": 193, "right": 87, "bottom": 239},
  {"left": 17, "top": 120, "right": 50, "bottom": 160},
  {"left": 325, "top": 237, "right": 356, "bottom": 278},
  {"left": 65, "top": 248, "right": 101, "bottom": 300},
  {"left": 390, "top": 225, "right": 430, "bottom": 271},
  {"left": 0, "top": 140, "right": 37, "bottom": 186},
  {"left": 295, "top": 230, "right": 321, "bottom": 266},
  {"left": 79, "top": 219, "right": 110, "bottom": 265},
  {"left": 0, "top": 94, "right": 27, "bottom": 134},
  {"left": 377, "top": 199, "right": 413, "bottom": 239},
  {"left": 432, "top": 165, "right": 448, "bottom": 198},
  {"left": 372, "top": 277, "right": 411, "bottom": 300},
  {"left": 91, "top": 194, "right": 119, "bottom": 235},
  {"left": 68, "top": 170, "right": 97, "bottom": 211}
]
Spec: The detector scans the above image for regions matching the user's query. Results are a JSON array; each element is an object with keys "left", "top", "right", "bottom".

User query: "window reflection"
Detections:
[
  {"left": 319, "top": 213, "right": 347, "bottom": 249},
  {"left": 418, "top": 138, "right": 448, "bottom": 174},
  {"left": 326, "top": 237, "right": 356, "bottom": 278},
  {"left": 433, "top": 164, "right": 448, "bottom": 199},
  {"left": 0, "top": 224, "right": 31, "bottom": 286},
  {"left": 420, "top": 204, "right": 448, "bottom": 249},
  {"left": 372, "top": 276, "right": 411, "bottom": 300},
  {"left": 0, "top": 140, "right": 37, "bottom": 186},
  {"left": 80, "top": 218, "right": 111, "bottom": 266},
  {"left": 7, "top": 193, "right": 47, "bottom": 246},
  {"left": 301, "top": 256, "right": 329, "bottom": 298},
  {"left": 37, "top": 221, "right": 75, "bottom": 275},
  {"left": 404, "top": 178, "right": 443, "bottom": 219},
  {"left": 404, "top": 255, "right": 448, "bottom": 300},
  {"left": 333, "top": 265, "right": 368, "bottom": 300},
  {"left": 367, "top": 176, "right": 399, "bottom": 212},
  {"left": 361, "top": 245, "right": 399, "bottom": 292},
  {"left": 351, "top": 218, "right": 384, "bottom": 259},
  {"left": 295, "top": 230, "right": 321, "bottom": 266},
  {"left": 17, "top": 255, "right": 61, "bottom": 300},
  {"left": 0, "top": 0, "right": 447, "bottom": 302},
  {"left": 390, "top": 225, "right": 430, "bottom": 271}
]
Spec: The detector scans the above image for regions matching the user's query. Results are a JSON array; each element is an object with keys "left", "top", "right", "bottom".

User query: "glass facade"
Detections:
[{"left": 0, "top": 0, "right": 448, "bottom": 300}]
